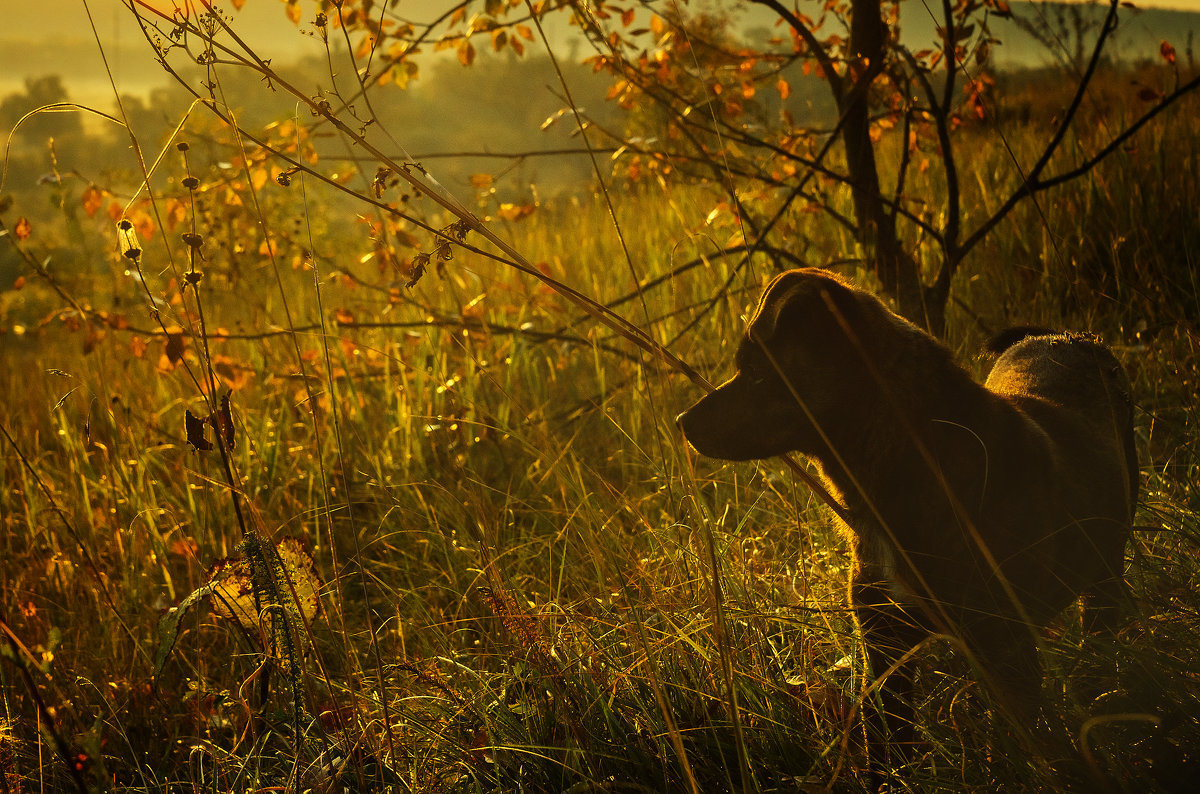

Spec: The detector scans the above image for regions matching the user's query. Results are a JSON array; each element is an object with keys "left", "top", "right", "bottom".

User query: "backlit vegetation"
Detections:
[{"left": 1, "top": 1, "right": 1199, "bottom": 791}]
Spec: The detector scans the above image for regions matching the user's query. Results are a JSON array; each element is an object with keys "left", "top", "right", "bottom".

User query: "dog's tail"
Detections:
[{"left": 985, "top": 325, "right": 1057, "bottom": 355}]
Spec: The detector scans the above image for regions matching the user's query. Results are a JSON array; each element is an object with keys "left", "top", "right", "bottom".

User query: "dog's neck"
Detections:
[{"left": 809, "top": 355, "right": 999, "bottom": 541}]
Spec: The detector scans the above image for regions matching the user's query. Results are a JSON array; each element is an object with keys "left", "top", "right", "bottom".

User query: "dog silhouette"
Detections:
[{"left": 678, "top": 268, "right": 1137, "bottom": 768}]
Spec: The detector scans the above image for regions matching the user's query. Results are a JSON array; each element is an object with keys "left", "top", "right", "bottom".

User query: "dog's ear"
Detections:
[{"left": 746, "top": 269, "right": 859, "bottom": 344}]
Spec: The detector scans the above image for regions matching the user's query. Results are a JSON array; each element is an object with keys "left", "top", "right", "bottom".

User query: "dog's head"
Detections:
[{"left": 677, "top": 268, "right": 894, "bottom": 461}]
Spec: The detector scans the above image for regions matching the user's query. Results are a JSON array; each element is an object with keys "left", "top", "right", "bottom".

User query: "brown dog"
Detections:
[{"left": 678, "top": 268, "right": 1137, "bottom": 762}]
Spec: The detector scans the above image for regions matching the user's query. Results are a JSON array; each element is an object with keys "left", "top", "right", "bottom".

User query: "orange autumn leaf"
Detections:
[
  {"left": 496, "top": 203, "right": 536, "bottom": 222},
  {"left": 212, "top": 355, "right": 252, "bottom": 390},
  {"left": 164, "top": 198, "right": 188, "bottom": 232},
  {"left": 169, "top": 537, "right": 199, "bottom": 558},
  {"left": 134, "top": 212, "right": 157, "bottom": 241},
  {"left": 1161, "top": 40, "right": 1176, "bottom": 65},
  {"left": 81, "top": 185, "right": 103, "bottom": 218},
  {"left": 129, "top": 335, "right": 148, "bottom": 359},
  {"left": 14, "top": 217, "right": 31, "bottom": 241}
]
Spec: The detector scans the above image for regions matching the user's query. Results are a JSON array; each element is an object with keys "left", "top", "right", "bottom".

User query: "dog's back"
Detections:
[
  {"left": 986, "top": 330, "right": 1138, "bottom": 526},
  {"left": 988, "top": 330, "right": 1133, "bottom": 428}
]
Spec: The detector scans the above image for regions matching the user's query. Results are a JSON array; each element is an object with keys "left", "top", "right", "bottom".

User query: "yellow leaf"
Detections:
[
  {"left": 209, "top": 537, "right": 322, "bottom": 631},
  {"left": 458, "top": 39, "right": 476, "bottom": 66},
  {"left": 356, "top": 35, "right": 375, "bottom": 60},
  {"left": 209, "top": 557, "right": 257, "bottom": 627},
  {"left": 275, "top": 537, "right": 322, "bottom": 625},
  {"left": 251, "top": 166, "right": 269, "bottom": 192}
]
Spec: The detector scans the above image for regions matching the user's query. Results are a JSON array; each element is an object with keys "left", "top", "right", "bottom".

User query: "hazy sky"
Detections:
[
  {"left": 3, "top": 0, "right": 1199, "bottom": 106},
  {"left": 2, "top": 1, "right": 342, "bottom": 102},
  {"left": 0, "top": 1, "right": 582, "bottom": 104}
]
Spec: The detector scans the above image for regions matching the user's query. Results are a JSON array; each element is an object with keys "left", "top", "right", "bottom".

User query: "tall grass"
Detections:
[{"left": 1, "top": 69, "right": 1199, "bottom": 792}]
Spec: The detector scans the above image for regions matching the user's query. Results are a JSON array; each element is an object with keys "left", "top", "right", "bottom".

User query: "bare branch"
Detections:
[
  {"left": 962, "top": 0, "right": 1121, "bottom": 255},
  {"left": 749, "top": 0, "right": 845, "bottom": 97}
]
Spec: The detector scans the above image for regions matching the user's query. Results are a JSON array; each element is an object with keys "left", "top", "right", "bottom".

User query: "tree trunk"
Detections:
[{"left": 843, "top": 0, "right": 937, "bottom": 332}]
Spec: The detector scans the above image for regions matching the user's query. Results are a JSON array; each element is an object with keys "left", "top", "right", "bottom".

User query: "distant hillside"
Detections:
[
  {"left": 2, "top": 0, "right": 1197, "bottom": 196},
  {"left": 961, "top": 2, "right": 1200, "bottom": 66}
]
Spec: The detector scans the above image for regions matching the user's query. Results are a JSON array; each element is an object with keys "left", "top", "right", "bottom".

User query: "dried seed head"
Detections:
[{"left": 117, "top": 220, "right": 140, "bottom": 261}]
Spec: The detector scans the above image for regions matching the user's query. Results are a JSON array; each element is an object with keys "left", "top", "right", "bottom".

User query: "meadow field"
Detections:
[{"left": 3, "top": 20, "right": 1200, "bottom": 792}]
